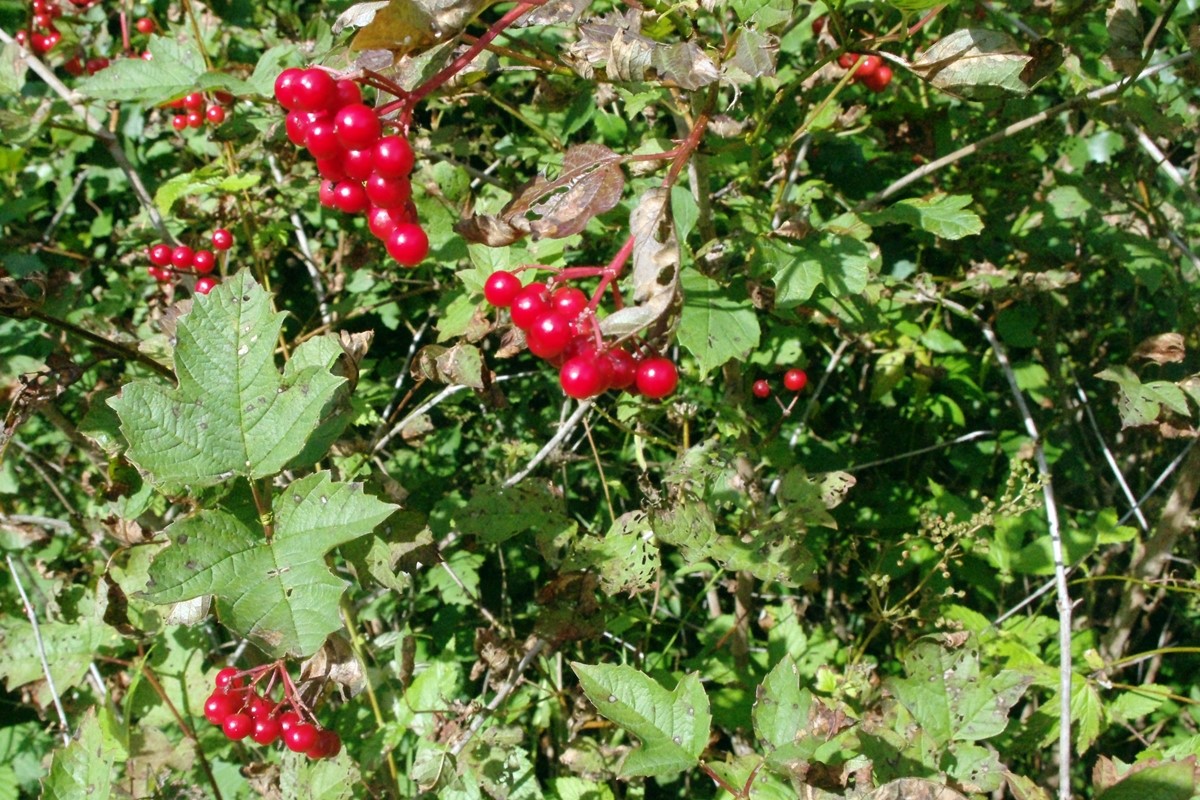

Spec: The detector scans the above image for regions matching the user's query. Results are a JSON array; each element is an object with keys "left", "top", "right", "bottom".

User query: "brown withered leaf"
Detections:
[
  {"left": 456, "top": 143, "right": 624, "bottom": 246},
  {"left": 565, "top": 9, "right": 719, "bottom": 89},
  {"left": 866, "top": 779, "right": 968, "bottom": 800},
  {"left": 598, "top": 187, "right": 680, "bottom": 339},
  {"left": 335, "top": 0, "right": 491, "bottom": 54},
  {"left": 518, "top": 0, "right": 590, "bottom": 26},
  {"left": 300, "top": 633, "right": 367, "bottom": 696},
  {"left": 411, "top": 342, "right": 485, "bottom": 388},
  {"left": 1132, "top": 332, "right": 1186, "bottom": 364}
]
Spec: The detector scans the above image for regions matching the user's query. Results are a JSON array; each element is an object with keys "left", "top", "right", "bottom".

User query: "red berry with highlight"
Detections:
[
  {"left": 483, "top": 271, "right": 521, "bottom": 308},
  {"left": 211, "top": 228, "right": 233, "bottom": 250},
  {"left": 560, "top": 355, "right": 610, "bottom": 399},
  {"left": 251, "top": 717, "right": 282, "bottom": 745},
  {"left": 783, "top": 368, "right": 808, "bottom": 392},
  {"left": 334, "top": 104, "right": 381, "bottom": 151},
  {"left": 294, "top": 69, "right": 337, "bottom": 112},
  {"left": 863, "top": 64, "right": 893, "bottom": 92},
  {"left": 332, "top": 181, "right": 369, "bottom": 214},
  {"left": 385, "top": 223, "right": 429, "bottom": 266},
  {"left": 204, "top": 692, "right": 239, "bottom": 725},
  {"left": 285, "top": 723, "right": 319, "bottom": 753},
  {"left": 550, "top": 286, "right": 588, "bottom": 319},
  {"left": 509, "top": 283, "right": 549, "bottom": 330},
  {"left": 191, "top": 249, "right": 215, "bottom": 274},
  {"left": 526, "top": 311, "right": 573, "bottom": 360},
  {"left": 222, "top": 713, "right": 253, "bottom": 740},
  {"left": 147, "top": 243, "right": 172, "bottom": 267},
  {"left": 752, "top": 379, "right": 771, "bottom": 398},
  {"left": 205, "top": 105, "right": 226, "bottom": 125},
  {"left": 365, "top": 173, "right": 411, "bottom": 209},
  {"left": 135, "top": 17, "right": 155, "bottom": 34},
  {"left": 170, "top": 246, "right": 194, "bottom": 269},
  {"left": 195, "top": 276, "right": 219, "bottom": 295},
  {"left": 373, "top": 135, "right": 414, "bottom": 178},
  {"left": 274, "top": 67, "right": 304, "bottom": 109},
  {"left": 636, "top": 357, "right": 678, "bottom": 399}
]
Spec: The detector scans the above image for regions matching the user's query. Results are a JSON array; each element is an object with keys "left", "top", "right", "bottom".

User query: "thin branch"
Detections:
[
  {"left": 267, "top": 155, "right": 330, "bottom": 326},
  {"left": 503, "top": 400, "right": 593, "bottom": 488},
  {"left": 929, "top": 293, "right": 1073, "bottom": 799},
  {"left": 370, "top": 317, "right": 433, "bottom": 449},
  {"left": 846, "top": 430, "right": 994, "bottom": 473},
  {"left": 0, "top": 513, "right": 74, "bottom": 532},
  {"left": 860, "top": 51, "right": 1195, "bottom": 208},
  {"left": 0, "top": 27, "right": 170, "bottom": 239},
  {"left": 1072, "top": 380, "right": 1149, "bottom": 532},
  {"left": 1127, "top": 121, "right": 1200, "bottom": 207},
  {"left": 449, "top": 637, "right": 547, "bottom": 757},
  {"left": 6, "top": 554, "right": 71, "bottom": 745},
  {"left": 3, "top": 306, "right": 175, "bottom": 381}
]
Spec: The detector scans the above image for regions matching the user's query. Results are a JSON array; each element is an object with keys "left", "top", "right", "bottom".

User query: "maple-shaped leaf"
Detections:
[
  {"left": 108, "top": 272, "right": 346, "bottom": 488},
  {"left": 143, "top": 472, "right": 397, "bottom": 658}
]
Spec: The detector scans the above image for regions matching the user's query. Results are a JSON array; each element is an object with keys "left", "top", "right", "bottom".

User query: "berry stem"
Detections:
[
  {"left": 380, "top": 1, "right": 543, "bottom": 127},
  {"left": 588, "top": 234, "right": 635, "bottom": 312}
]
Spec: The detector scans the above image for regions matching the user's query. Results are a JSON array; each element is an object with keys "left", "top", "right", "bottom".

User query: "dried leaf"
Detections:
[
  {"left": 723, "top": 29, "right": 779, "bottom": 86},
  {"left": 1106, "top": 0, "right": 1144, "bottom": 75},
  {"left": 653, "top": 42, "right": 720, "bottom": 90},
  {"left": 1132, "top": 332, "right": 1186, "bottom": 364},
  {"left": 456, "top": 144, "right": 624, "bottom": 245},
  {"left": 599, "top": 187, "right": 680, "bottom": 338},
  {"left": 299, "top": 633, "right": 367, "bottom": 696},
  {"left": 519, "top": 0, "right": 591, "bottom": 26},
  {"left": 566, "top": 10, "right": 718, "bottom": 89},
  {"left": 411, "top": 342, "right": 485, "bottom": 387},
  {"left": 910, "top": 29, "right": 1034, "bottom": 99},
  {"left": 336, "top": 0, "right": 490, "bottom": 53}
]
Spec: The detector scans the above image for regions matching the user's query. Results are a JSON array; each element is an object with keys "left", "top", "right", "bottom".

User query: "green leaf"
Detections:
[
  {"left": 671, "top": 185, "right": 699, "bottom": 243},
  {"left": 279, "top": 750, "right": 361, "bottom": 800},
  {"left": 564, "top": 511, "right": 660, "bottom": 596},
  {"left": 77, "top": 35, "right": 206, "bottom": 104},
  {"left": 888, "top": 640, "right": 1032, "bottom": 745},
  {"left": 154, "top": 166, "right": 262, "bottom": 217},
  {"left": 109, "top": 272, "right": 345, "bottom": 488},
  {"left": 1096, "top": 366, "right": 1179, "bottom": 429},
  {"left": 460, "top": 727, "right": 544, "bottom": 800},
  {"left": 143, "top": 471, "right": 397, "bottom": 658},
  {"left": 1096, "top": 759, "right": 1198, "bottom": 800},
  {"left": 909, "top": 29, "right": 1035, "bottom": 99},
  {"left": 764, "top": 236, "right": 875, "bottom": 307},
  {"left": 729, "top": 0, "right": 792, "bottom": 28},
  {"left": 0, "top": 44, "right": 28, "bottom": 95},
  {"left": 42, "top": 709, "right": 117, "bottom": 800},
  {"left": 455, "top": 483, "right": 572, "bottom": 544},
  {"left": 677, "top": 268, "right": 760, "bottom": 378},
  {"left": 0, "top": 606, "right": 119, "bottom": 709},
  {"left": 752, "top": 656, "right": 812, "bottom": 750},
  {"left": 571, "top": 663, "right": 711, "bottom": 778},
  {"left": 863, "top": 193, "right": 984, "bottom": 240}
]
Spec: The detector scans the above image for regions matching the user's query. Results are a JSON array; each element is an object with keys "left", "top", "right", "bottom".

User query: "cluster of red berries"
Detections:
[
  {"left": 163, "top": 90, "right": 232, "bottom": 131},
  {"left": 274, "top": 67, "right": 429, "bottom": 268},
  {"left": 203, "top": 666, "right": 341, "bottom": 760},
  {"left": 483, "top": 270, "right": 679, "bottom": 400},
  {"left": 14, "top": 0, "right": 67, "bottom": 56},
  {"left": 144, "top": 228, "right": 232, "bottom": 295},
  {"left": 837, "top": 53, "right": 894, "bottom": 92},
  {"left": 752, "top": 368, "right": 808, "bottom": 399}
]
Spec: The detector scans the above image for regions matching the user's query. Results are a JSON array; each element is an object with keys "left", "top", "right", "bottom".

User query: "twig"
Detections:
[
  {"left": 448, "top": 637, "right": 547, "bottom": 757},
  {"left": 845, "top": 430, "right": 994, "bottom": 472},
  {"left": 859, "top": 51, "right": 1195, "bottom": 208},
  {"left": 267, "top": 155, "right": 330, "bottom": 326},
  {"left": 503, "top": 400, "right": 592, "bottom": 488},
  {"left": 1127, "top": 122, "right": 1200, "bottom": 208},
  {"left": 3, "top": 306, "right": 175, "bottom": 381},
  {"left": 41, "top": 169, "right": 90, "bottom": 244},
  {"left": 928, "top": 294, "right": 1073, "bottom": 799},
  {"left": 371, "top": 317, "right": 433, "bottom": 448},
  {"left": 1072, "top": 380, "right": 1149, "bottom": 532},
  {"left": 6, "top": 554, "right": 71, "bottom": 745},
  {"left": 0, "top": 27, "right": 170, "bottom": 239},
  {"left": 0, "top": 513, "right": 73, "bottom": 532}
]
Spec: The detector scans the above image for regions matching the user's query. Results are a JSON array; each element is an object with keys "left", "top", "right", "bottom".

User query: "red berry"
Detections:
[
  {"left": 191, "top": 249, "right": 216, "bottom": 274},
  {"left": 274, "top": 67, "right": 304, "bottom": 109},
  {"left": 752, "top": 379, "right": 771, "bottom": 398},
  {"left": 372, "top": 135, "right": 414, "bottom": 178},
  {"left": 483, "top": 270, "right": 521, "bottom": 308},
  {"left": 85, "top": 57, "right": 109, "bottom": 75},
  {"left": 284, "top": 110, "right": 318, "bottom": 145},
  {"left": 783, "top": 368, "right": 808, "bottom": 392},
  {"left": 32, "top": 13, "right": 53, "bottom": 29},
  {"left": 365, "top": 173, "right": 411, "bottom": 209},
  {"left": 203, "top": 692, "right": 239, "bottom": 725},
  {"left": 148, "top": 266, "right": 171, "bottom": 282},
  {"left": 183, "top": 92, "right": 204, "bottom": 110},
  {"left": 606, "top": 348, "right": 638, "bottom": 390},
  {"left": 172, "top": 115, "right": 188, "bottom": 132},
  {"left": 195, "top": 276, "right": 219, "bottom": 295},
  {"left": 251, "top": 716, "right": 282, "bottom": 745},
  {"left": 509, "top": 283, "right": 549, "bottom": 330},
  {"left": 186, "top": 111, "right": 204, "bottom": 128},
  {"left": 366, "top": 206, "right": 401, "bottom": 240},
  {"left": 135, "top": 17, "right": 156, "bottom": 34},
  {"left": 342, "top": 148, "right": 375, "bottom": 181},
  {"left": 307, "top": 729, "right": 342, "bottom": 760},
  {"left": 222, "top": 713, "right": 253, "bottom": 740},
  {"left": 855, "top": 55, "right": 882, "bottom": 80},
  {"left": 636, "top": 357, "right": 678, "bottom": 399},
  {"left": 526, "top": 311, "right": 573, "bottom": 360},
  {"left": 385, "top": 223, "right": 429, "bottom": 266},
  {"left": 332, "top": 181, "right": 369, "bottom": 214},
  {"left": 811, "top": 16, "right": 825, "bottom": 35},
  {"left": 316, "top": 156, "right": 347, "bottom": 182},
  {"left": 862, "top": 64, "right": 893, "bottom": 92},
  {"left": 318, "top": 180, "right": 338, "bottom": 208},
  {"left": 330, "top": 79, "right": 362, "bottom": 111},
  {"left": 210, "top": 228, "right": 233, "bottom": 250},
  {"left": 170, "top": 246, "right": 194, "bottom": 269},
  {"left": 278, "top": 711, "right": 300, "bottom": 733},
  {"left": 147, "top": 243, "right": 172, "bottom": 267},
  {"left": 550, "top": 286, "right": 588, "bottom": 319},
  {"left": 285, "top": 723, "right": 319, "bottom": 753},
  {"left": 294, "top": 69, "right": 337, "bottom": 112},
  {"left": 304, "top": 120, "right": 343, "bottom": 160},
  {"left": 205, "top": 105, "right": 226, "bottom": 125},
  {"left": 559, "top": 355, "right": 610, "bottom": 399},
  {"left": 63, "top": 57, "right": 84, "bottom": 76},
  {"left": 334, "top": 104, "right": 381, "bottom": 151},
  {"left": 213, "top": 91, "right": 235, "bottom": 105},
  {"left": 246, "top": 694, "right": 276, "bottom": 719},
  {"left": 838, "top": 53, "right": 858, "bottom": 70}
]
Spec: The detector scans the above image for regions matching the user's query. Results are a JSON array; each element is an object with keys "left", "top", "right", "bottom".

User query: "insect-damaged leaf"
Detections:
[
  {"left": 565, "top": 10, "right": 719, "bottom": 90},
  {"left": 599, "top": 187, "right": 680, "bottom": 338},
  {"left": 334, "top": 0, "right": 491, "bottom": 53},
  {"left": 456, "top": 143, "right": 624, "bottom": 246},
  {"left": 910, "top": 29, "right": 1038, "bottom": 99}
]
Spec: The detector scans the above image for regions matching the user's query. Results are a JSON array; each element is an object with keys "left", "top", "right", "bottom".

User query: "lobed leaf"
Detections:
[
  {"left": 77, "top": 36, "right": 206, "bottom": 104},
  {"left": 863, "top": 193, "right": 984, "bottom": 240},
  {"left": 571, "top": 663, "right": 711, "bottom": 777}
]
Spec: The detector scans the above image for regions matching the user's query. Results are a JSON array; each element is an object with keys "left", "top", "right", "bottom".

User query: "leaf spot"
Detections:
[
  {"left": 238, "top": 345, "right": 249, "bottom": 356},
  {"left": 607, "top": 695, "right": 616, "bottom": 703},
  {"left": 320, "top": 496, "right": 328, "bottom": 505},
  {"left": 673, "top": 736, "right": 682, "bottom": 745}
]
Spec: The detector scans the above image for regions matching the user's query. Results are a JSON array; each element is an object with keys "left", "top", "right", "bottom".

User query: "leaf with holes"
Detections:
[
  {"left": 142, "top": 471, "right": 396, "bottom": 658},
  {"left": 571, "top": 662, "right": 711, "bottom": 777},
  {"left": 108, "top": 272, "right": 345, "bottom": 489},
  {"left": 888, "top": 639, "right": 1031, "bottom": 745}
]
